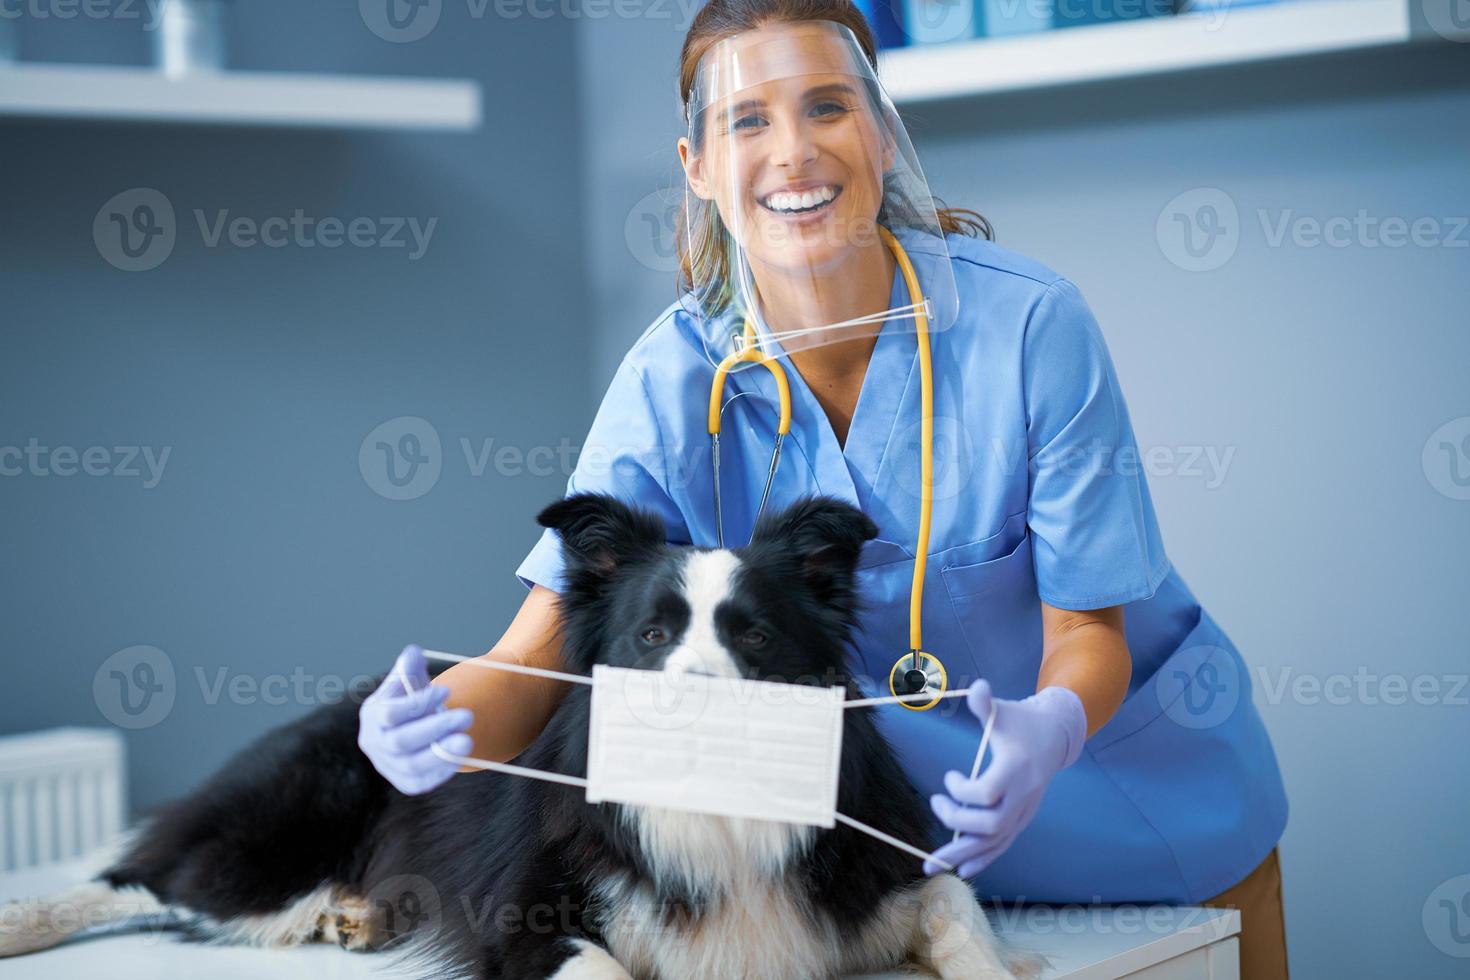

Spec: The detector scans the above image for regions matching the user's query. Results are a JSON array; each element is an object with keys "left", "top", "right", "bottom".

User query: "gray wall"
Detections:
[
  {"left": 576, "top": 22, "right": 1470, "bottom": 980},
  {"left": 0, "top": 1, "right": 593, "bottom": 812}
]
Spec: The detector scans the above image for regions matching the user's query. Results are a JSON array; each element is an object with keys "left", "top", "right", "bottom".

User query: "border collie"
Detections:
[{"left": 0, "top": 494, "right": 1030, "bottom": 979}]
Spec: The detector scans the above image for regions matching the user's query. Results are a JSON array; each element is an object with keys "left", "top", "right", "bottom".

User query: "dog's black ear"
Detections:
[
  {"left": 747, "top": 496, "right": 878, "bottom": 584},
  {"left": 537, "top": 493, "right": 665, "bottom": 582}
]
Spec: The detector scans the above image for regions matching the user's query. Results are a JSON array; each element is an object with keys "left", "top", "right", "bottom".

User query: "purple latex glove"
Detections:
[
  {"left": 923, "top": 679, "right": 1087, "bottom": 879},
  {"left": 357, "top": 645, "right": 474, "bottom": 795}
]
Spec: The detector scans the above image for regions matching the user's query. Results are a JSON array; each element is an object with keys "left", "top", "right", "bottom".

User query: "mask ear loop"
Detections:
[
  {"left": 950, "top": 702, "right": 998, "bottom": 845},
  {"left": 395, "top": 654, "right": 593, "bottom": 789}
]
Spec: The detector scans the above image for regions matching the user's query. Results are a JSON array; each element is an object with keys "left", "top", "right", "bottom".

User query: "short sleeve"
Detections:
[
  {"left": 1023, "top": 278, "right": 1170, "bottom": 610},
  {"left": 515, "top": 360, "right": 690, "bottom": 593}
]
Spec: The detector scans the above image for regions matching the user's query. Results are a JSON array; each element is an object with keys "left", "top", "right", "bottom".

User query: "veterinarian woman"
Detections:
[{"left": 358, "top": 1, "right": 1289, "bottom": 975}]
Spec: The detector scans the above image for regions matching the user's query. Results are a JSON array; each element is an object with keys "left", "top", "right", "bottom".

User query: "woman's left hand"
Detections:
[{"left": 923, "top": 679, "right": 1087, "bottom": 879}]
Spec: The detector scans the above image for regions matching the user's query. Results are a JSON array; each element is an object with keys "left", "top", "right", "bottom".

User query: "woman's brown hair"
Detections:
[{"left": 675, "top": 0, "right": 992, "bottom": 313}]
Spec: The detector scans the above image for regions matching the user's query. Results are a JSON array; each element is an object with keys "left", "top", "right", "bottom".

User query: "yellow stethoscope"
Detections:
[{"left": 706, "top": 225, "right": 946, "bottom": 711}]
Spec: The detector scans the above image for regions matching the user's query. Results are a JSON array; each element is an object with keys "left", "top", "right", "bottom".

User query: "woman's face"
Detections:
[{"left": 680, "top": 23, "right": 895, "bottom": 280}]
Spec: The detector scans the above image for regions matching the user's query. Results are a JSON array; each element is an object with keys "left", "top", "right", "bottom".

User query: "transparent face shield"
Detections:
[{"left": 681, "top": 20, "right": 958, "bottom": 373}]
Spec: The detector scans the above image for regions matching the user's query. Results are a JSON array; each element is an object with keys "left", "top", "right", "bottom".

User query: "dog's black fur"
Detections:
[{"left": 94, "top": 494, "right": 942, "bottom": 978}]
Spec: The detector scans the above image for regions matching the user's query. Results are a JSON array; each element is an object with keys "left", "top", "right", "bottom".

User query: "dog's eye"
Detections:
[
  {"left": 740, "top": 629, "right": 769, "bottom": 649},
  {"left": 640, "top": 627, "right": 668, "bottom": 646}
]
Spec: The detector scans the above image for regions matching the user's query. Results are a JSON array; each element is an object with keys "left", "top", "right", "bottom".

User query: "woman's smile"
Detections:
[{"left": 759, "top": 183, "right": 843, "bottom": 218}]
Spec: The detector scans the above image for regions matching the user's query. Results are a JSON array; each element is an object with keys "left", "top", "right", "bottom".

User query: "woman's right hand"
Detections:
[{"left": 357, "top": 644, "right": 475, "bottom": 795}]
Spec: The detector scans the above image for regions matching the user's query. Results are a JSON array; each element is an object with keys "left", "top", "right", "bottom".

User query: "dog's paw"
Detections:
[
  {"left": 1000, "top": 947, "right": 1049, "bottom": 979},
  {"left": 910, "top": 875, "right": 1021, "bottom": 980},
  {"left": 313, "top": 894, "right": 385, "bottom": 952},
  {"left": 0, "top": 898, "right": 59, "bottom": 958}
]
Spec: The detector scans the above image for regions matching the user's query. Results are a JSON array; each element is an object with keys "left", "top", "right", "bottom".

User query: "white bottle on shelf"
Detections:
[{"left": 154, "top": 0, "right": 230, "bottom": 78}]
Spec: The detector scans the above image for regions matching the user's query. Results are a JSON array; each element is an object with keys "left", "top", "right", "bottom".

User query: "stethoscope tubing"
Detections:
[{"left": 706, "top": 226, "right": 946, "bottom": 709}]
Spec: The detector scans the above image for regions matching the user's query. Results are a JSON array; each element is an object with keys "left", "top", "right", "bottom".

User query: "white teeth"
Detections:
[{"left": 763, "top": 186, "right": 837, "bottom": 213}]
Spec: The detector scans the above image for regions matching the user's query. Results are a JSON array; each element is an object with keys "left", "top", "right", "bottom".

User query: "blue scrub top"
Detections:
[{"left": 516, "top": 229, "right": 1288, "bottom": 904}]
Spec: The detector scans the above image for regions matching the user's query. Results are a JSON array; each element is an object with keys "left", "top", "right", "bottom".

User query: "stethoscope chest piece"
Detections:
[{"left": 888, "top": 650, "right": 947, "bottom": 711}]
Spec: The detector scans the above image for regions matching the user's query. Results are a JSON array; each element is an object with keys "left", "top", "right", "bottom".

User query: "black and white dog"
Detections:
[{"left": 1, "top": 494, "right": 1029, "bottom": 979}]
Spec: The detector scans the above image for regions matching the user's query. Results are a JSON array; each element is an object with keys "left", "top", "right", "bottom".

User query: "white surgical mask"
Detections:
[{"left": 584, "top": 665, "right": 845, "bottom": 827}]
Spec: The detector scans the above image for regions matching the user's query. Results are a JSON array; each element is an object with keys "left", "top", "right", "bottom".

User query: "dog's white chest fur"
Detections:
[
  {"left": 581, "top": 805, "right": 1025, "bottom": 980},
  {"left": 594, "top": 806, "right": 845, "bottom": 980}
]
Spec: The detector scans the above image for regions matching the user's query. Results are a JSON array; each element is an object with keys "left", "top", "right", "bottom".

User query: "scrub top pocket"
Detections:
[
  {"left": 938, "top": 511, "right": 1029, "bottom": 598},
  {"left": 855, "top": 537, "right": 913, "bottom": 572},
  {"left": 939, "top": 512, "right": 1043, "bottom": 700}
]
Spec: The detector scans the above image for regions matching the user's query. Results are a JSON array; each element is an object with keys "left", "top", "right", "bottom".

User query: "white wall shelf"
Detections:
[
  {"left": 0, "top": 62, "right": 481, "bottom": 130},
  {"left": 878, "top": 0, "right": 1466, "bottom": 104}
]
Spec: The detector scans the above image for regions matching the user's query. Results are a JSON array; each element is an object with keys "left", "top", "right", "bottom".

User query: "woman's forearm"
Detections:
[
  {"left": 435, "top": 585, "right": 572, "bottom": 767},
  {"left": 1036, "top": 602, "right": 1132, "bottom": 738}
]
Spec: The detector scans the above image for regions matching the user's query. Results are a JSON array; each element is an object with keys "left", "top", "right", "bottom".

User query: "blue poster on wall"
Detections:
[{"left": 856, "top": 0, "right": 910, "bottom": 48}]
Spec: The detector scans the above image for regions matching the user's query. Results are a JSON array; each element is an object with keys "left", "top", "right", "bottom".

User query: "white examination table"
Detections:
[{"left": 0, "top": 855, "right": 1239, "bottom": 979}]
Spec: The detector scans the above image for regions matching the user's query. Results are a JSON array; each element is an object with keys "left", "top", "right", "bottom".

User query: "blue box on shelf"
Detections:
[
  {"left": 1176, "top": 0, "right": 1277, "bottom": 14},
  {"left": 981, "top": 0, "right": 1053, "bottom": 36},
  {"left": 859, "top": 0, "right": 911, "bottom": 48},
  {"left": 1052, "top": 0, "right": 1175, "bottom": 28},
  {"left": 901, "top": 0, "right": 980, "bottom": 44}
]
